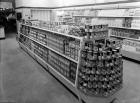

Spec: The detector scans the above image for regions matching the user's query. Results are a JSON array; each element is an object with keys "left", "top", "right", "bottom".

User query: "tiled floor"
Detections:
[{"left": 0, "top": 32, "right": 140, "bottom": 103}]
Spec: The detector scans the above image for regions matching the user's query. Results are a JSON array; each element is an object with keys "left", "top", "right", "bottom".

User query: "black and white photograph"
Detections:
[{"left": 0, "top": 0, "right": 140, "bottom": 103}]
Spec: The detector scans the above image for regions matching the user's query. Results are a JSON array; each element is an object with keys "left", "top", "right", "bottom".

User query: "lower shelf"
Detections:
[
  {"left": 18, "top": 42, "right": 77, "bottom": 95},
  {"left": 121, "top": 50, "right": 140, "bottom": 61}
]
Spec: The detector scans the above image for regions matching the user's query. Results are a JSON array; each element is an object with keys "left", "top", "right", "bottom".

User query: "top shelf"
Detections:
[
  {"left": 21, "top": 24, "right": 83, "bottom": 40},
  {"left": 109, "top": 26, "right": 140, "bottom": 30},
  {"left": 73, "top": 15, "right": 140, "bottom": 18},
  {"left": 73, "top": 15, "right": 95, "bottom": 18}
]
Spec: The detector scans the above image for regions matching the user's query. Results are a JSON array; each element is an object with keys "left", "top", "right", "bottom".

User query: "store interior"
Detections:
[{"left": 0, "top": 0, "right": 140, "bottom": 103}]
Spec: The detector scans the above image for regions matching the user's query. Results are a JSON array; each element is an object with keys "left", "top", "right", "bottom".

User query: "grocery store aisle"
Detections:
[
  {"left": 1, "top": 32, "right": 140, "bottom": 103},
  {"left": 0, "top": 32, "right": 79, "bottom": 103}
]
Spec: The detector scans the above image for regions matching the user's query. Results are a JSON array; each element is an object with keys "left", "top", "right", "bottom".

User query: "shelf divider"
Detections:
[
  {"left": 110, "top": 35, "right": 140, "bottom": 42},
  {"left": 19, "top": 32, "right": 78, "bottom": 63}
]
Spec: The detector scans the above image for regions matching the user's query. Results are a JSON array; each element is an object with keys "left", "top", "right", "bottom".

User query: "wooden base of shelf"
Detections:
[{"left": 78, "top": 87, "right": 122, "bottom": 103}]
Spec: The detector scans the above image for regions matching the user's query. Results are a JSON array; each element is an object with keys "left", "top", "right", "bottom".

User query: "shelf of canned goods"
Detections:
[{"left": 17, "top": 21, "right": 123, "bottom": 103}]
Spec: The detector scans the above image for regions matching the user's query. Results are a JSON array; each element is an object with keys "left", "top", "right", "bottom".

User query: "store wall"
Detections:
[
  {"left": 53, "top": 0, "right": 129, "bottom": 7},
  {"left": 15, "top": 0, "right": 55, "bottom": 7},
  {"left": 0, "top": 2, "right": 12, "bottom": 8},
  {"left": 31, "top": 9, "right": 51, "bottom": 21},
  {"left": 15, "top": 0, "right": 135, "bottom": 8},
  {"left": 0, "top": 0, "right": 15, "bottom": 8}
]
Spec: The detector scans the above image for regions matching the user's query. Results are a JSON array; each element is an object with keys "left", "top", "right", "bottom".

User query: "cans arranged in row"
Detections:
[{"left": 78, "top": 38, "right": 123, "bottom": 97}]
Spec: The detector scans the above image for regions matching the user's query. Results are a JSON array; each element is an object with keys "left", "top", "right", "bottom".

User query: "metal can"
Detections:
[
  {"left": 87, "top": 50, "right": 93, "bottom": 60},
  {"left": 88, "top": 81, "right": 93, "bottom": 89},
  {"left": 99, "top": 75, "right": 104, "bottom": 81},
  {"left": 84, "top": 74, "right": 89, "bottom": 81},
  {"left": 93, "top": 45, "right": 98, "bottom": 52},
  {"left": 98, "top": 82, "right": 102, "bottom": 88},
  {"left": 93, "top": 51, "right": 98, "bottom": 60},
  {"left": 91, "top": 67, "right": 96, "bottom": 74},
  {"left": 81, "top": 49, "right": 87, "bottom": 58},
  {"left": 80, "top": 66, "right": 86, "bottom": 73},
  {"left": 85, "top": 67, "right": 91, "bottom": 75},
  {"left": 88, "top": 41, "right": 93, "bottom": 51},
  {"left": 107, "top": 51, "right": 111, "bottom": 60},
  {"left": 103, "top": 88, "right": 109, "bottom": 97},
  {"left": 86, "top": 59, "right": 93, "bottom": 68},
  {"left": 96, "top": 66, "right": 101, "bottom": 75},
  {"left": 89, "top": 74, "right": 95, "bottom": 81},
  {"left": 92, "top": 81, "right": 98, "bottom": 88}
]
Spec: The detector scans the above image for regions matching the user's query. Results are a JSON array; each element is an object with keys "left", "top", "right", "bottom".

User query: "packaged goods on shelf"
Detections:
[
  {"left": 48, "top": 51, "right": 77, "bottom": 83},
  {"left": 113, "top": 19, "right": 124, "bottom": 27},
  {"left": 36, "top": 31, "right": 46, "bottom": 45},
  {"left": 122, "top": 18, "right": 133, "bottom": 28},
  {"left": 111, "top": 28, "right": 140, "bottom": 39},
  {"left": 131, "top": 18, "right": 140, "bottom": 28},
  {"left": 64, "top": 38, "right": 80, "bottom": 61},
  {"left": 20, "top": 25, "right": 30, "bottom": 36},
  {"left": 27, "top": 20, "right": 86, "bottom": 37},
  {"left": 19, "top": 31, "right": 77, "bottom": 84},
  {"left": 34, "top": 42, "right": 43, "bottom": 58},
  {"left": 108, "top": 38, "right": 123, "bottom": 48},
  {"left": 19, "top": 35, "right": 49, "bottom": 62},
  {"left": 46, "top": 32, "right": 65, "bottom": 54},
  {"left": 18, "top": 21, "right": 124, "bottom": 102},
  {"left": 19, "top": 35, "right": 32, "bottom": 50},
  {"left": 68, "top": 26, "right": 86, "bottom": 37},
  {"left": 78, "top": 39, "right": 123, "bottom": 97},
  {"left": 74, "top": 9, "right": 85, "bottom": 16},
  {"left": 70, "top": 62, "right": 77, "bottom": 83},
  {"left": 20, "top": 23, "right": 81, "bottom": 61},
  {"left": 85, "top": 24, "right": 108, "bottom": 39},
  {"left": 122, "top": 39, "right": 140, "bottom": 54},
  {"left": 77, "top": 24, "right": 123, "bottom": 97},
  {"left": 134, "top": 8, "right": 140, "bottom": 16},
  {"left": 98, "top": 9, "right": 125, "bottom": 17},
  {"left": 33, "top": 42, "right": 49, "bottom": 62},
  {"left": 62, "top": 17, "right": 73, "bottom": 24},
  {"left": 91, "top": 18, "right": 123, "bottom": 27},
  {"left": 123, "top": 8, "right": 140, "bottom": 16},
  {"left": 31, "top": 20, "right": 40, "bottom": 27},
  {"left": 83, "top": 9, "right": 90, "bottom": 16},
  {"left": 30, "top": 28, "right": 38, "bottom": 40}
]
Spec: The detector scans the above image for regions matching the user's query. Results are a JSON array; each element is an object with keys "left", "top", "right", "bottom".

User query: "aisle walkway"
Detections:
[
  {"left": 0, "top": 32, "right": 140, "bottom": 103},
  {"left": 0, "top": 33, "right": 79, "bottom": 103}
]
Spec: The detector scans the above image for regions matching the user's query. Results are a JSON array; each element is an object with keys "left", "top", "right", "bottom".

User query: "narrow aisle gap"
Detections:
[
  {"left": 0, "top": 67, "right": 6, "bottom": 100},
  {"left": 0, "top": 40, "right": 1, "bottom": 62},
  {"left": 0, "top": 40, "right": 6, "bottom": 101}
]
